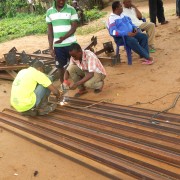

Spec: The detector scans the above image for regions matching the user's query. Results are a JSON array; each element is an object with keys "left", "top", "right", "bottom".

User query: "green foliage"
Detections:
[
  {"left": 0, "top": 0, "right": 46, "bottom": 18},
  {"left": 0, "top": 7, "right": 107, "bottom": 43},
  {"left": 84, "top": 6, "right": 106, "bottom": 21},
  {"left": 0, "top": 13, "right": 47, "bottom": 42},
  {"left": 0, "top": 0, "right": 28, "bottom": 18}
]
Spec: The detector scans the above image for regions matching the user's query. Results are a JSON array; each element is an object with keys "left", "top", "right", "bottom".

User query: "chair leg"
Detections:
[
  {"left": 126, "top": 47, "right": 132, "bottom": 65},
  {"left": 116, "top": 45, "right": 120, "bottom": 64}
]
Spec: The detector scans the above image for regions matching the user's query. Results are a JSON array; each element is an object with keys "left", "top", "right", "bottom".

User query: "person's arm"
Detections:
[
  {"left": 47, "top": 23, "right": 55, "bottom": 57},
  {"left": 108, "top": 21, "right": 127, "bottom": 36},
  {"left": 76, "top": 72, "right": 94, "bottom": 85},
  {"left": 77, "top": 5, "right": 83, "bottom": 13},
  {"left": 108, "top": 16, "right": 137, "bottom": 37},
  {"left": 131, "top": 4, "right": 142, "bottom": 19},
  {"left": 70, "top": 72, "right": 94, "bottom": 90},
  {"left": 48, "top": 84, "right": 61, "bottom": 98},
  {"left": 126, "top": 16, "right": 138, "bottom": 35},
  {"left": 128, "top": 31, "right": 137, "bottom": 37},
  {"left": 55, "top": 21, "right": 78, "bottom": 44}
]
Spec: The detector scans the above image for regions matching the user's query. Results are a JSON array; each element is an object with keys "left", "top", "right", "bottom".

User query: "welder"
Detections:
[{"left": 10, "top": 60, "right": 60, "bottom": 116}]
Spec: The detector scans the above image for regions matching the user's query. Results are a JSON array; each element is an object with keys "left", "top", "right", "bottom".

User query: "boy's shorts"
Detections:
[{"left": 54, "top": 46, "right": 70, "bottom": 68}]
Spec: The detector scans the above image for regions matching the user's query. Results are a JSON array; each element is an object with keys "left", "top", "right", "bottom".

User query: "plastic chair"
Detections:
[{"left": 113, "top": 36, "right": 132, "bottom": 65}]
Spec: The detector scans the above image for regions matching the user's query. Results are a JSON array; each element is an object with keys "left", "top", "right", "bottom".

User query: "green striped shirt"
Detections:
[{"left": 46, "top": 3, "right": 78, "bottom": 47}]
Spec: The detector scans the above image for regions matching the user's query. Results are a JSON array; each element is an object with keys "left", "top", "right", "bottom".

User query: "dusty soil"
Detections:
[{"left": 0, "top": 0, "right": 180, "bottom": 179}]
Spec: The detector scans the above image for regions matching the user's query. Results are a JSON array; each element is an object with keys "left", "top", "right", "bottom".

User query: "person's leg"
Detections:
[
  {"left": 149, "top": 0, "right": 157, "bottom": 25},
  {"left": 34, "top": 84, "right": 51, "bottom": 108},
  {"left": 177, "top": 0, "right": 180, "bottom": 17},
  {"left": 34, "top": 75, "right": 53, "bottom": 108},
  {"left": 139, "top": 22, "right": 155, "bottom": 49},
  {"left": 66, "top": 64, "right": 85, "bottom": 90},
  {"left": 54, "top": 46, "right": 70, "bottom": 84},
  {"left": 157, "top": 0, "right": 166, "bottom": 23},
  {"left": 58, "top": 68, "right": 65, "bottom": 84},
  {"left": 125, "top": 33, "right": 150, "bottom": 60},
  {"left": 34, "top": 76, "right": 58, "bottom": 115},
  {"left": 84, "top": 73, "right": 105, "bottom": 92},
  {"left": 135, "top": 32, "right": 150, "bottom": 56}
]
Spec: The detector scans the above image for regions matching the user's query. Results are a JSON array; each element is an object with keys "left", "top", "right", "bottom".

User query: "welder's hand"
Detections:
[
  {"left": 63, "top": 80, "right": 71, "bottom": 86},
  {"left": 62, "top": 80, "right": 70, "bottom": 90},
  {"left": 133, "top": 28, "right": 138, "bottom": 33},
  {"left": 128, "top": 31, "right": 137, "bottom": 37},
  {"left": 55, "top": 37, "right": 65, "bottom": 44},
  {"left": 70, "top": 83, "right": 78, "bottom": 90}
]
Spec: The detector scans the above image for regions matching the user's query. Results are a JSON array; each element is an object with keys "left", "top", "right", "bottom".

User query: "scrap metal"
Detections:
[
  {"left": 1, "top": 47, "right": 56, "bottom": 80},
  {"left": 0, "top": 36, "right": 117, "bottom": 80}
]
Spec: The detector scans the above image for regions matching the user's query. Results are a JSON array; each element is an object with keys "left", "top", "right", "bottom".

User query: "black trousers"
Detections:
[
  {"left": 149, "top": 0, "right": 165, "bottom": 24},
  {"left": 177, "top": 0, "right": 180, "bottom": 16}
]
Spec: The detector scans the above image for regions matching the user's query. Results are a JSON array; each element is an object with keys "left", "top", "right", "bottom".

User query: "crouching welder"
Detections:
[{"left": 10, "top": 60, "right": 60, "bottom": 116}]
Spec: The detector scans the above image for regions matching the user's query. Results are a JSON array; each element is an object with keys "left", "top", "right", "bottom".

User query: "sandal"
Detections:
[
  {"left": 94, "top": 89, "right": 102, "bottom": 93},
  {"left": 74, "top": 89, "right": 88, "bottom": 97},
  {"left": 142, "top": 60, "right": 154, "bottom": 65},
  {"left": 149, "top": 48, "right": 156, "bottom": 53},
  {"left": 149, "top": 45, "right": 156, "bottom": 53}
]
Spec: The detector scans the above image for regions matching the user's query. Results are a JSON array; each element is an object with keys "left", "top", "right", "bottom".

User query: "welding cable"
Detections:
[
  {"left": 66, "top": 99, "right": 114, "bottom": 109},
  {"left": 150, "top": 91, "right": 180, "bottom": 121},
  {"left": 128, "top": 91, "right": 179, "bottom": 107}
]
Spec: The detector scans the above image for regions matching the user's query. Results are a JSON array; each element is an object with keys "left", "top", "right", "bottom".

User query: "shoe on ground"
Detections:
[
  {"left": 149, "top": 45, "right": 156, "bottom": 53},
  {"left": 161, "top": 20, "right": 168, "bottom": 25},
  {"left": 149, "top": 49, "right": 156, "bottom": 53},
  {"left": 94, "top": 89, "right": 102, "bottom": 93},
  {"left": 94, "top": 81, "right": 104, "bottom": 94},
  {"left": 38, "top": 103, "right": 57, "bottom": 115},
  {"left": 74, "top": 89, "right": 88, "bottom": 98},
  {"left": 21, "top": 108, "right": 37, "bottom": 116}
]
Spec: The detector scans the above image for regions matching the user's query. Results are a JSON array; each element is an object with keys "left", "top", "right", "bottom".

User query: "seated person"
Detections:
[
  {"left": 63, "top": 43, "right": 106, "bottom": 97},
  {"left": 123, "top": 0, "right": 156, "bottom": 52},
  {"left": 72, "top": 0, "right": 85, "bottom": 25},
  {"left": 10, "top": 60, "right": 60, "bottom": 116},
  {"left": 107, "top": 1, "right": 154, "bottom": 65}
]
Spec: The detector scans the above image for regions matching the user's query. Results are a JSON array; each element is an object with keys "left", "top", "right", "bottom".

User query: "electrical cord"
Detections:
[
  {"left": 128, "top": 91, "right": 180, "bottom": 123},
  {"left": 150, "top": 92, "right": 180, "bottom": 121},
  {"left": 65, "top": 99, "right": 114, "bottom": 109},
  {"left": 128, "top": 91, "right": 179, "bottom": 107}
]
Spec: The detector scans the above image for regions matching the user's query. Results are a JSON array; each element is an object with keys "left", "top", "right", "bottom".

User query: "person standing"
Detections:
[
  {"left": 149, "top": 0, "right": 168, "bottom": 26},
  {"left": 46, "top": 0, "right": 79, "bottom": 86},
  {"left": 177, "top": 0, "right": 180, "bottom": 18},
  {"left": 72, "top": 0, "right": 85, "bottom": 25},
  {"left": 123, "top": 0, "right": 156, "bottom": 52}
]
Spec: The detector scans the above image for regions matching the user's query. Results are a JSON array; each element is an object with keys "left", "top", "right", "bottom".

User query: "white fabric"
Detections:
[
  {"left": 53, "top": 36, "right": 77, "bottom": 45},
  {"left": 107, "top": 13, "right": 125, "bottom": 27},
  {"left": 123, "top": 7, "right": 143, "bottom": 27}
]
